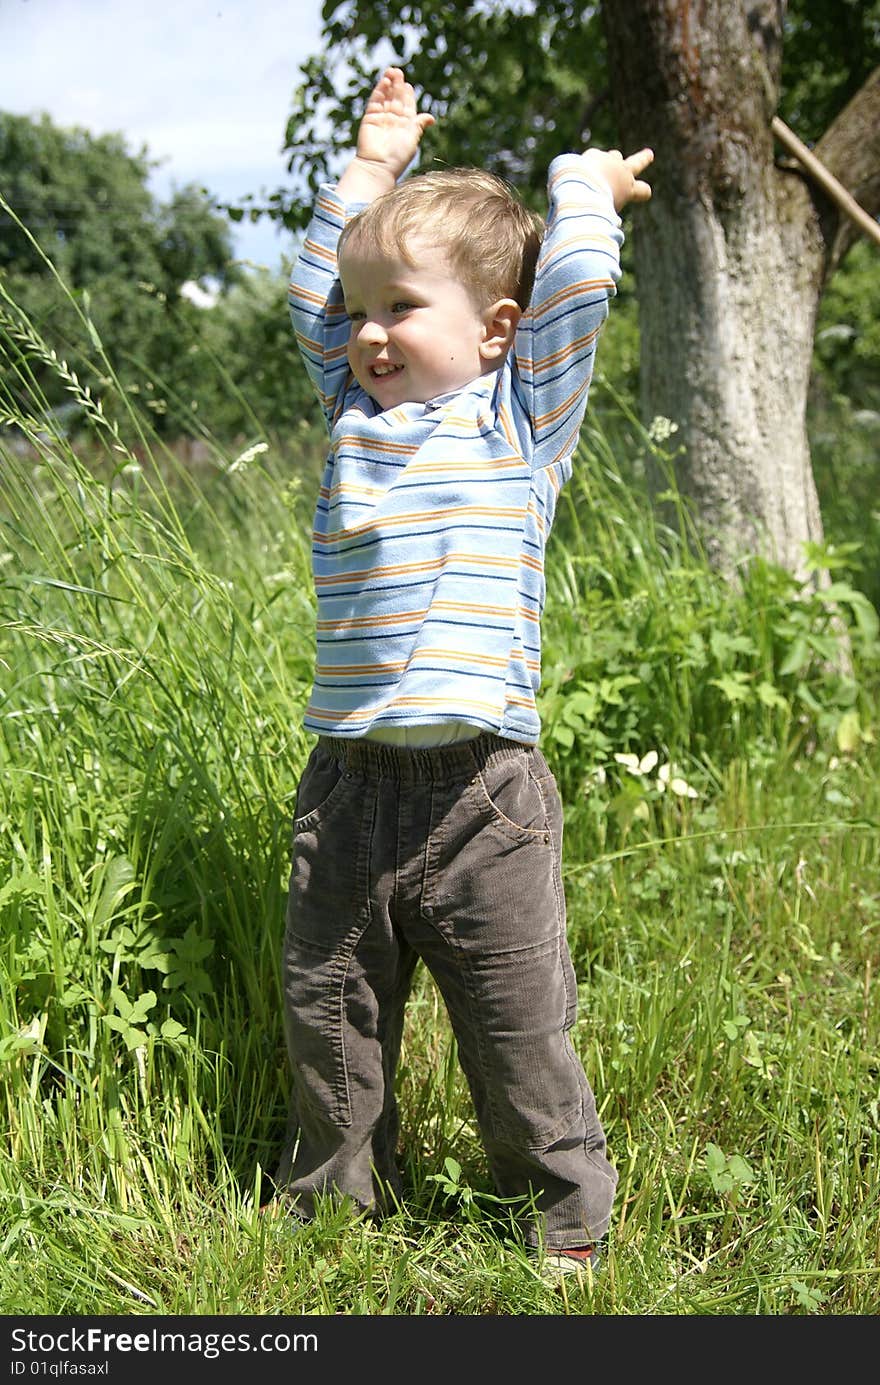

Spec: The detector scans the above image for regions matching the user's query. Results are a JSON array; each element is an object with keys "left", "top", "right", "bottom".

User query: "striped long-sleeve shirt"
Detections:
[{"left": 290, "top": 155, "right": 623, "bottom": 743}]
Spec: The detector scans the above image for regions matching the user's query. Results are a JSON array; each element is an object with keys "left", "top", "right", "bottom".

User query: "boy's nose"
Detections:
[{"left": 359, "top": 319, "right": 388, "bottom": 345}]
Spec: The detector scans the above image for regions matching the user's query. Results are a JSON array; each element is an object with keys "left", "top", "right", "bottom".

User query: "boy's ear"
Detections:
[{"left": 480, "top": 298, "right": 522, "bottom": 362}]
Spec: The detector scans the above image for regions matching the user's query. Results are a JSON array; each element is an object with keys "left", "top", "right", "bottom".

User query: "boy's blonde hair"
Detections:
[{"left": 337, "top": 168, "right": 545, "bottom": 311}]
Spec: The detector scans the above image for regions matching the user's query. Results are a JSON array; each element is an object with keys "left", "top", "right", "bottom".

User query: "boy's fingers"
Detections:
[
  {"left": 627, "top": 147, "right": 655, "bottom": 174},
  {"left": 367, "top": 69, "right": 396, "bottom": 103},
  {"left": 371, "top": 66, "right": 432, "bottom": 125}
]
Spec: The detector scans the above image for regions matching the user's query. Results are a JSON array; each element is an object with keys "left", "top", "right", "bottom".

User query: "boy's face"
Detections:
[{"left": 339, "top": 236, "right": 492, "bottom": 410}]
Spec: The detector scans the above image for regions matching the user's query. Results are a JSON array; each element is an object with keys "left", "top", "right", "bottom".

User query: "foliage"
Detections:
[
  {"left": 813, "top": 239, "right": 880, "bottom": 410},
  {"left": 809, "top": 239, "right": 880, "bottom": 609},
  {"left": 278, "top": 0, "right": 880, "bottom": 229},
  {"left": 539, "top": 409, "right": 879, "bottom": 823},
  {"left": 193, "top": 264, "right": 324, "bottom": 440},
  {"left": 0, "top": 130, "right": 321, "bottom": 448},
  {"left": 281, "top": 1, "right": 610, "bottom": 223},
  {"left": 0, "top": 111, "right": 240, "bottom": 434},
  {"left": 779, "top": 0, "right": 880, "bottom": 142}
]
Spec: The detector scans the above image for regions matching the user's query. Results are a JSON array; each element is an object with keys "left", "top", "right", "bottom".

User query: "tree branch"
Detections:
[
  {"left": 812, "top": 65, "right": 880, "bottom": 275},
  {"left": 772, "top": 116, "right": 880, "bottom": 250}
]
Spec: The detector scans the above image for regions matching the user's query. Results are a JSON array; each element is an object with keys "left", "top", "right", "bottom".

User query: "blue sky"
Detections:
[{"left": 0, "top": 0, "right": 327, "bottom": 273}]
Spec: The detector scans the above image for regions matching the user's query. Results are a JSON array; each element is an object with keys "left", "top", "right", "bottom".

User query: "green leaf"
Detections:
[
  {"left": 705, "top": 1144, "right": 726, "bottom": 1175},
  {"left": 109, "top": 987, "right": 156, "bottom": 1023},
  {"left": 162, "top": 969, "right": 213, "bottom": 995},
  {"left": 757, "top": 681, "right": 788, "bottom": 710},
  {"left": 792, "top": 1280, "right": 825, "bottom": 1311},
  {"left": 443, "top": 1156, "right": 462, "bottom": 1184},
  {"left": 836, "top": 709, "right": 862, "bottom": 753},
  {"left": 90, "top": 855, "right": 137, "bottom": 929},
  {"left": 722, "top": 1013, "right": 749, "bottom": 1040},
  {"left": 727, "top": 1155, "right": 756, "bottom": 1186},
  {"left": 609, "top": 786, "right": 649, "bottom": 834},
  {"left": 0, "top": 871, "right": 44, "bottom": 908},
  {"left": 710, "top": 630, "right": 757, "bottom": 663},
  {"left": 743, "top": 1030, "right": 768, "bottom": 1071},
  {"left": 564, "top": 687, "right": 600, "bottom": 721},
  {"left": 128, "top": 990, "right": 157, "bottom": 1024},
  {"left": 171, "top": 926, "right": 214, "bottom": 964},
  {"left": 0, "top": 1032, "right": 42, "bottom": 1062},
  {"left": 710, "top": 673, "right": 752, "bottom": 704},
  {"left": 779, "top": 638, "right": 810, "bottom": 676},
  {"left": 598, "top": 674, "right": 640, "bottom": 705}
]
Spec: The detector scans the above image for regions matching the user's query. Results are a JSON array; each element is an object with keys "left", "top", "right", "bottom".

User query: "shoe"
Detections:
[{"left": 537, "top": 1244, "right": 601, "bottom": 1281}]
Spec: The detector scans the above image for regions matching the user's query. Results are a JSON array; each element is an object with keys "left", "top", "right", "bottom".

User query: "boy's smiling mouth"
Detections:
[{"left": 370, "top": 363, "right": 403, "bottom": 378}]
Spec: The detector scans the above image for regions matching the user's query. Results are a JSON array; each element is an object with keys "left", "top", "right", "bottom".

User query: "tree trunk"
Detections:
[{"left": 600, "top": 0, "right": 870, "bottom": 578}]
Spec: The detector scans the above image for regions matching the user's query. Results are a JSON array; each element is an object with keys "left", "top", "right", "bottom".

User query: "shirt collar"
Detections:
[{"left": 424, "top": 373, "right": 495, "bottom": 413}]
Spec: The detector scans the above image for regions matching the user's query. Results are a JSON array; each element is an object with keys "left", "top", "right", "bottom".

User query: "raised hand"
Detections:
[
  {"left": 349, "top": 67, "right": 435, "bottom": 190},
  {"left": 581, "top": 147, "right": 654, "bottom": 211},
  {"left": 336, "top": 67, "right": 434, "bottom": 203}
]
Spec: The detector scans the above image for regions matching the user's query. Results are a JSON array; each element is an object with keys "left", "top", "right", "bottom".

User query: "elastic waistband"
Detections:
[{"left": 321, "top": 732, "right": 535, "bottom": 784}]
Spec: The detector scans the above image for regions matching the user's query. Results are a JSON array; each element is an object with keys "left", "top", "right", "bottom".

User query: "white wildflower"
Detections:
[
  {"left": 647, "top": 415, "right": 679, "bottom": 444},
  {"left": 227, "top": 441, "right": 269, "bottom": 474},
  {"left": 657, "top": 762, "right": 699, "bottom": 798},
  {"left": 614, "top": 750, "right": 659, "bottom": 776}
]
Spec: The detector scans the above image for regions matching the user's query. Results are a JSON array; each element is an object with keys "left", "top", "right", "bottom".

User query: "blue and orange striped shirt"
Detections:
[{"left": 290, "top": 155, "right": 623, "bottom": 743}]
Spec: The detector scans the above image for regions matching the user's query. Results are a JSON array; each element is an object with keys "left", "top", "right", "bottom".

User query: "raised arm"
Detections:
[
  {"left": 514, "top": 147, "right": 653, "bottom": 470},
  {"left": 336, "top": 66, "right": 435, "bottom": 203},
  {"left": 288, "top": 67, "right": 435, "bottom": 425}
]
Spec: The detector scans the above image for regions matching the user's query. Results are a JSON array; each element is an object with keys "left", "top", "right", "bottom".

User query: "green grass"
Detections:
[{"left": 1, "top": 291, "right": 878, "bottom": 1317}]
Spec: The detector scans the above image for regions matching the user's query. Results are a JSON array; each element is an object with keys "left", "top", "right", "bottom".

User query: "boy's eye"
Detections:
[
  {"left": 347, "top": 309, "right": 366, "bottom": 322},
  {"left": 391, "top": 302, "right": 414, "bottom": 314}
]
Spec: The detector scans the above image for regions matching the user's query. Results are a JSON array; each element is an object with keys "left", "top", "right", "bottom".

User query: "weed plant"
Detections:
[{"left": 1, "top": 276, "right": 878, "bottom": 1317}]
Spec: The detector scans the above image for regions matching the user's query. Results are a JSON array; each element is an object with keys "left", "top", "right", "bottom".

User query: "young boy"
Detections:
[{"left": 275, "top": 66, "right": 652, "bottom": 1275}]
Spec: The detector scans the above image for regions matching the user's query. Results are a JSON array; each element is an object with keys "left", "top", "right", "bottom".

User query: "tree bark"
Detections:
[{"left": 601, "top": 0, "right": 880, "bottom": 579}]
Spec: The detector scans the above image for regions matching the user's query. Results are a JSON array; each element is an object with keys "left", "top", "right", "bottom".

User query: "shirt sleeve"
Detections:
[
  {"left": 288, "top": 185, "right": 362, "bottom": 430},
  {"left": 512, "top": 154, "right": 624, "bottom": 472}
]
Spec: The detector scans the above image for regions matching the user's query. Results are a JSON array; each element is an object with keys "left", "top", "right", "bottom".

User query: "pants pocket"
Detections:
[
  {"left": 469, "top": 750, "right": 551, "bottom": 842},
  {"left": 456, "top": 934, "right": 586, "bottom": 1151},
  {"left": 281, "top": 931, "right": 353, "bottom": 1128},
  {"left": 293, "top": 745, "right": 352, "bottom": 831}
]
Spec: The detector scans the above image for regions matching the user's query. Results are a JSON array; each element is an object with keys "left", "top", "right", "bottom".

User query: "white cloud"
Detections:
[
  {"left": 180, "top": 279, "right": 219, "bottom": 308},
  {"left": 137, "top": 119, "right": 289, "bottom": 177}
]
